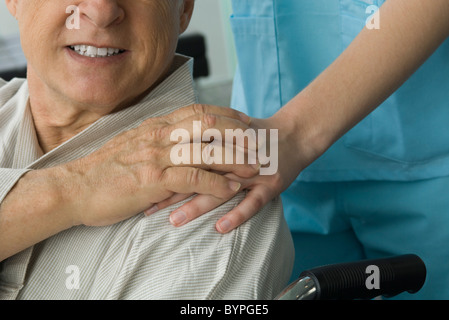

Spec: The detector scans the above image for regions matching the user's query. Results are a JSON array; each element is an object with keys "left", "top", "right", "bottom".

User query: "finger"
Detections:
[
  {"left": 144, "top": 192, "right": 194, "bottom": 216},
  {"left": 167, "top": 112, "right": 257, "bottom": 150},
  {"left": 139, "top": 112, "right": 256, "bottom": 151},
  {"left": 169, "top": 194, "right": 227, "bottom": 227},
  {"left": 168, "top": 173, "right": 254, "bottom": 227},
  {"left": 160, "top": 167, "right": 242, "bottom": 199},
  {"left": 215, "top": 185, "right": 272, "bottom": 233},
  {"left": 162, "top": 141, "right": 260, "bottom": 178},
  {"left": 162, "top": 103, "right": 251, "bottom": 126}
]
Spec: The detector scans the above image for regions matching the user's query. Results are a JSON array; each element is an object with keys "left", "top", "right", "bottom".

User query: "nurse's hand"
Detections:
[
  {"left": 148, "top": 0, "right": 449, "bottom": 232},
  {"left": 147, "top": 110, "right": 313, "bottom": 233}
]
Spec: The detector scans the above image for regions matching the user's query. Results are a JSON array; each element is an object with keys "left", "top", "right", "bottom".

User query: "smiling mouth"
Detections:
[{"left": 68, "top": 45, "right": 126, "bottom": 57}]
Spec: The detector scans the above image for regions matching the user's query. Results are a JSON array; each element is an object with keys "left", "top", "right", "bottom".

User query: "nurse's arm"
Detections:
[
  {"left": 282, "top": 0, "right": 449, "bottom": 162},
  {"left": 152, "top": 0, "right": 449, "bottom": 233}
]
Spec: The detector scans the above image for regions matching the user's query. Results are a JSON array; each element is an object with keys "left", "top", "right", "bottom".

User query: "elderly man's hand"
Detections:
[
  {"left": 59, "top": 104, "right": 258, "bottom": 227},
  {"left": 147, "top": 108, "right": 310, "bottom": 233}
]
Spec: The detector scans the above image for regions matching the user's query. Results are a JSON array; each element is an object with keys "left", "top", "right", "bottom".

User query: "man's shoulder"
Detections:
[
  {"left": 0, "top": 78, "right": 27, "bottom": 110},
  {"left": 0, "top": 78, "right": 28, "bottom": 163},
  {"left": 131, "top": 192, "right": 289, "bottom": 262},
  {"left": 125, "top": 193, "right": 293, "bottom": 299},
  {"left": 22, "top": 194, "right": 292, "bottom": 299}
]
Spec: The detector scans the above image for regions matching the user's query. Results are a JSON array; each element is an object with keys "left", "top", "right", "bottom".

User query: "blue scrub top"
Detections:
[{"left": 230, "top": 0, "right": 449, "bottom": 182}]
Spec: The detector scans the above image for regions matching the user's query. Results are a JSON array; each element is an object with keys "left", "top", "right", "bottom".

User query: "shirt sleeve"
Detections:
[
  {"left": 0, "top": 168, "right": 32, "bottom": 204},
  {"left": 206, "top": 196, "right": 294, "bottom": 299},
  {"left": 104, "top": 192, "right": 295, "bottom": 300}
]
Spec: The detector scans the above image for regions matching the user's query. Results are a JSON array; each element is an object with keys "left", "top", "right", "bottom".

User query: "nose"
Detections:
[{"left": 78, "top": 0, "right": 125, "bottom": 29}]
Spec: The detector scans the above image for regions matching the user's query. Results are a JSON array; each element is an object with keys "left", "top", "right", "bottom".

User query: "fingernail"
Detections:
[
  {"left": 170, "top": 210, "right": 187, "bottom": 226},
  {"left": 144, "top": 205, "right": 159, "bottom": 216},
  {"left": 251, "top": 163, "right": 261, "bottom": 171},
  {"left": 228, "top": 181, "right": 241, "bottom": 192},
  {"left": 217, "top": 219, "right": 232, "bottom": 233}
]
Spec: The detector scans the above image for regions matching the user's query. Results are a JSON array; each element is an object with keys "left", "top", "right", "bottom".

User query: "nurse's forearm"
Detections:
[{"left": 279, "top": 0, "right": 449, "bottom": 162}]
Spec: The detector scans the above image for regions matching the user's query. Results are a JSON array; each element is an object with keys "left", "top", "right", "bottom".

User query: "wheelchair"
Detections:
[{"left": 275, "top": 254, "right": 426, "bottom": 300}]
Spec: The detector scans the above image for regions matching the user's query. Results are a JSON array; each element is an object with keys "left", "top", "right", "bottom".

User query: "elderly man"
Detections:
[{"left": 0, "top": 0, "right": 293, "bottom": 299}]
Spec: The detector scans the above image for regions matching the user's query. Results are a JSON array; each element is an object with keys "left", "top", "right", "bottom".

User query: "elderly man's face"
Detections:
[{"left": 6, "top": 0, "right": 194, "bottom": 110}]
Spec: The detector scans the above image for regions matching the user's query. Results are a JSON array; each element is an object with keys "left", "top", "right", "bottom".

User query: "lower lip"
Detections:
[{"left": 65, "top": 46, "right": 129, "bottom": 66}]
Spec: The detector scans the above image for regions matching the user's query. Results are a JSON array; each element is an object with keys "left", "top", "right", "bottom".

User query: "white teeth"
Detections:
[
  {"left": 86, "top": 46, "right": 97, "bottom": 57},
  {"left": 97, "top": 48, "right": 108, "bottom": 57},
  {"left": 69, "top": 45, "right": 123, "bottom": 57}
]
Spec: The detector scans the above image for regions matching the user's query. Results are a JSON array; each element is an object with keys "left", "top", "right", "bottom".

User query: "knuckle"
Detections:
[
  {"left": 187, "top": 167, "right": 202, "bottom": 186},
  {"left": 209, "top": 173, "right": 222, "bottom": 191},
  {"left": 201, "top": 113, "right": 217, "bottom": 130},
  {"left": 157, "top": 167, "right": 171, "bottom": 186},
  {"left": 143, "top": 145, "right": 165, "bottom": 162},
  {"left": 148, "top": 125, "right": 169, "bottom": 142},
  {"left": 151, "top": 167, "right": 165, "bottom": 183},
  {"left": 192, "top": 103, "right": 207, "bottom": 115},
  {"left": 157, "top": 114, "right": 171, "bottom": 126}
]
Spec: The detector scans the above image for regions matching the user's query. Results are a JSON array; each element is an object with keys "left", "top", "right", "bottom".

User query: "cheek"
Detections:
[
  {"left": 18, "top": 6, "right": 66, "bottom": 63},
  {"left": 131, "top": 2, "right": 181, "bottom": 55},
  {"left": 133, "top": 21, "right": 178, "bottom": 70}
]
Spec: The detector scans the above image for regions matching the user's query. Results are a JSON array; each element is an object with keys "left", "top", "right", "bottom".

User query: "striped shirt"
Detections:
[{"left": 0, "top": 55, "right": 294, "bottom": 300}]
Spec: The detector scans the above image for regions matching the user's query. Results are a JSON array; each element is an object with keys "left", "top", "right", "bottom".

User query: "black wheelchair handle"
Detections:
[{"left": 299, "top": 254, "right": 426, "bottom": 300}]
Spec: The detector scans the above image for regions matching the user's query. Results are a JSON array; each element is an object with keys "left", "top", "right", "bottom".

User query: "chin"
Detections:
[
  {"left": 66, "top": 91, "right": 124, "bottom": 111},
  {"left": 68, "top": 83, "right": 130, "bottom": 106}
]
